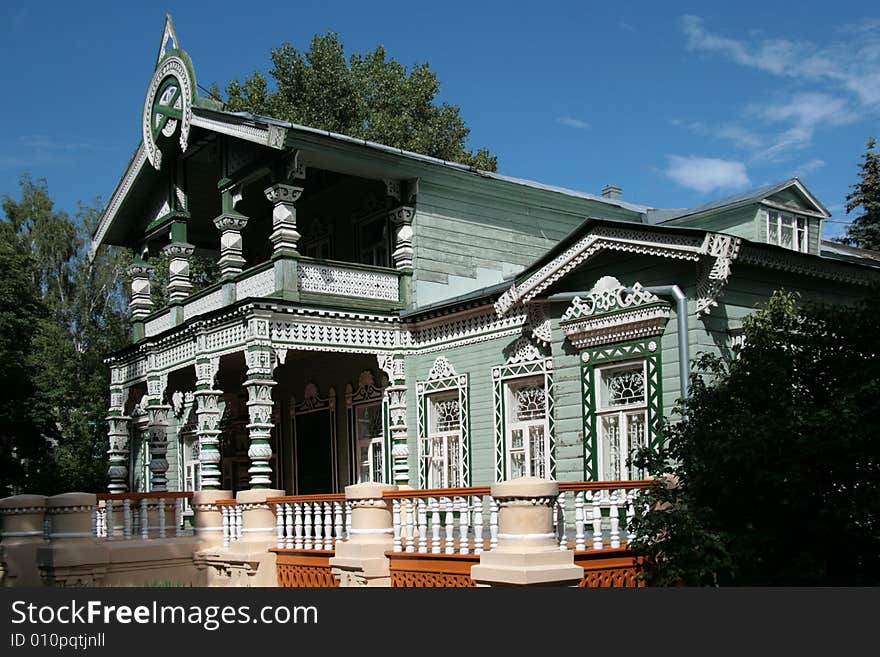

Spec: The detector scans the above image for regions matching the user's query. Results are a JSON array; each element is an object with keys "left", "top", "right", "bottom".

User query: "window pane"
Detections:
[
  {"left": 768, "top": 212, "right": 779, "bottom": 243},
  {"left": 780, "top": 214, "right": 794, "bottom": 248},
  {"left": 432, "top": 397, "right": 460, "bottom": 432},
  {"left": 510, "top": 428, "right": 524, "bottom": 451},
  {"left": 529, "top": 425, "right": 546, "bottom": 478},
  {"left": 510, "top": 450, "right": 526, "bottom": 479},
  {"left": 601, "top": 415, "right": 621, "bottom": 480},
  {"left": 626, "top": 412, "right": 646, "bottom": 479},
  {"left": 602, "top": 366, "right": 645, "bottom": 408},
  {"left": 359, "top": 445, "right": 371, "bottom": 482},
  {"left": 372, "top": 443, "right": 383, "bottom": 483},
  {"left": 356, "top": 404, "right": 382, "bottom": 441},
  {"left": 447, "top": 436, "right": 461, "bottom": 487},
  {"left": 514, "top": 384, "right": 545, "bottom": 421}
]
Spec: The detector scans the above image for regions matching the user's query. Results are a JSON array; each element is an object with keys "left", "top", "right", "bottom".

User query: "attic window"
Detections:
[{"left": 767, "top": 210, "right": 808, "bottom": 253}]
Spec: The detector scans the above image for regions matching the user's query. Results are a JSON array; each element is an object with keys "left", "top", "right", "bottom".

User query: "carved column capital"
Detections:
[
  {"left": 162, "top": 242, "right": 195, "bottom": 303},
  {"left": 389, "top": 206, "right": 415, "bottom": 270},
  {"left": 127, "top": 261, "right": 156, "bottom": 321},
  {"left": 264, "top": 184, "right": 304, "bottom": 257}
]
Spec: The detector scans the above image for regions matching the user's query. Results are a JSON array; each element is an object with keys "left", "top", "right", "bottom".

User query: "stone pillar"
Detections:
[
  {"left": 264, "top": 184, "right": 303, "bottom": 258},
  {"left": 194, "top": 356, "right": 223, "bottom": 490},
  {"left": 128, "top": 261, "right": 155, "bottom": 320},
  {"left": 389, "top": 206, "right": 414, "bottom": 270},
  {"left": 213, "top": 213, "right": 249, "bottom": 278},
  {"left": 330, "top": 482, "right": 398, "bottom": 587},
  {"left": 0, "top": 495, "right": 47, "bottom": 587},
  {"left": 471, "top": 477, "right": 584, "bottom": 586},
  {"left": 147, "top": 404, "right": 170, "bottom": 492},
  {"left": 45, "top": 493, "right": 96, "bottom": 543},
  {"left": 162, "top": 242, "right": 195, "bottom": 303},
  {"left": 244, "top": 376, "right": 276, "bottom": 489}
]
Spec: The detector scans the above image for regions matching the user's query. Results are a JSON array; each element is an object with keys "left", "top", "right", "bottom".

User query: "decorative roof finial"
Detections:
[{"left": 156, "top": 14, "right": 180, "bottom": 67}]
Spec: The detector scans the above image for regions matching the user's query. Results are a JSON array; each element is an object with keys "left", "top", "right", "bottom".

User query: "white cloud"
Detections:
[
  {"left": 792, "top": 158, "right": 826, "bottom": 178},
  {"left": 556, "top": 116, "right": 591, "bottom": 130},
  {"left": 682, "top": 14, "right": 880, "bottom": 105},
  {"left": 665, "top": 155, "right": 750, "bottom": 193}
]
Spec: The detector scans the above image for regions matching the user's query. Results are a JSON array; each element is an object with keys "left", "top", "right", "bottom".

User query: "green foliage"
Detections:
[
  {"left": 1, "top": 176, "right": 131, "bottom": 495},
  {"left": 145, "top": 252, "right": 221, "bottom": 308},
  {"left": 629, "top": 289, "right": 880, "bottom": 585},
  {"left": 842, "top": 137, "right": 880, "bottom": 251},
  {"left": 222, "top": 33, "right": 497, "bottom": 171}
]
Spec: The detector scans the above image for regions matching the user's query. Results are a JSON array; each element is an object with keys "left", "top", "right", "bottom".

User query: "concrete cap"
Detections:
[
  {"left": 344, "top": 482, "right": 398, "bottom": 500},
  {"left": 236, "top": 489, "right": 284, "bottom": 504},
  {"left": 0, "top": 494, "right": 47, "bottom": 510},
  {"left": 490, "top": 477, "right": 558, "bottom": 499},
  {"left": 191, "top": 490, "right": 234, "bottom": 506},
  {"left": 46, "top": 493, "right": 96, "bottom": 508}
]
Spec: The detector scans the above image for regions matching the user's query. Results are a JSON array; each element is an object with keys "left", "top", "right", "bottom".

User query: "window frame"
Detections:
[
  {"left": 766, "top": 209, "right": 809, "bottom": 253},
  {"left": 416, "top": 359, "right": 470, "bottom": 489},
  {"left": 594, "top": 360, "right": 649, "bottom": 481},
  {"left": 423, "top": 391, "right": 464, "bottom": 489}
]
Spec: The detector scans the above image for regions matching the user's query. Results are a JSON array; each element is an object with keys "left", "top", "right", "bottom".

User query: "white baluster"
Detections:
[
  {"left": 430, "top": 498, "right": 441, "bottom": 554},
  {"left": 304, "top": 502, "right": 313, "bottom": 550},
  {"left": 106, "top": 502, "right": 114, "bottom": 541},
  {"left": 458, "top": 496, "right": 470, "bottom": 554},
  {"left": 444, "top": 497, "right": 455, "bottom": 555},
  {"left": 92, "top": 505, "right": 99, "bottom": 538},
  {"left": 140, "top": 499, "right": 149, "bottom": 540},
  {"left": 123, "top": 498, "right": 132, "bottom": 540},
  {"left": 405, "top": 499, "right": 415, "bottom": 553},
  {"left": 392, "top": 498, "right": 402, "bottom": 552},
  {"left": 489, "top": 497, "right": 499, "bottom": 550},
  {"left": 591, "top": 490, "right": 603, "bottom": 550},
  {"left": 221, "top": 506, "right": 230, "bottom": 547},
  {"left": 418, "top": 499, "right": 428, "bottom": 553},
  {"left": 158, "top": 497, "right": 166, "bottom": 538},
  {"left": 234, "top": 504, "right": 242, "bottom": 541},
  {"left": 626, "top": 489, "right": 636, "bottom": 543},
  {"left": 557, "top": 491, "right": 568, "bottom": 550},
  {"left": 575, "top": 491, "right": 585, "bottom": 551},
  {"left": 276, "top": 503, "right": 285, "bottom": 549},
  {"left": 314, "top": 501, "right": 323, "bottom": 549},
  {"left": 175, "top": 498, "right": 183, "bottom": 537},
  {"left": 285, "top": 503, "right": 294, "bottom": 549},
  {"left": 323, "top": 502, "right": 333, "bottom": 550},
  {"left": 345, "top": 501, "right": 352, "bottom": 540},
  {"left": 294, "top": 502, "right": 304, "bottom": 549},
  {"left": 334, "top": 501, "right": 343, "bottom": 546},
  {"left": 609, "top": 489, "right": 621, "bottom": 549},
  {"left": 473, "top": 496, "right": 484, "bottom": 555}
]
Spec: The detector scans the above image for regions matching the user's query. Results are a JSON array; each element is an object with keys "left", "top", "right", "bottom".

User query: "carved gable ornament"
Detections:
[{"left": 559, "top": 276, "right": 671, "bottom": 349}]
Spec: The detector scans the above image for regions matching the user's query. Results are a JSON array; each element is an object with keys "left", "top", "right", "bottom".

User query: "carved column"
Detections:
[
  {"left": 162, "top": 242, "right": 195, "bottom": 303},
  {"left": 213, "top": 213, "right": 249, "bottom": 278},
  {"left": 127, "top": 260, "right": 155, "bottom": 320},
  {"left": 106, "top": 367, "right": 131, "bottom": 493},
  {"left": 146, "top": 372, "right": 171, "bottom": 492},
  {"left": 244, "top": 315, "right": 277, "bottom": 489},
  {"left": 379, "top": 354, "right": 409, "bottom": 485},
  {"left": 389, "top": 206, "right": 415, "bottom": 270},
  {"left": 194, "top": 356, "right": 223, "bottom": 490},
  {"left": 264, "top": 184, "right": 303, "bottom": 258}
]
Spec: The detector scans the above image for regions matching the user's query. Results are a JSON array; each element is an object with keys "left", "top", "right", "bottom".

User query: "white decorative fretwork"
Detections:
[
  {"left": 560, "top": 277, "right": 671, "bottom": 349},
  {"left": 297, "top": 261, "right": 399, "bottom": 302},
  {"left": 416, "top": 358, "right": 470, "bottom": 488},
  {"left": 236, "top": 268, "right": 276, "bottom": 300},
  {"left": 426, "top": 356, "right": 457, "bottom": 380},
  {"left": 144, "top": 313, "right": 172, "bottom": 338},
  {"left": 696, "top": 233, "right": 741, "bottom": 315},
  {"left": 183, "top": 289, "right": 224, "bottom": 321}
]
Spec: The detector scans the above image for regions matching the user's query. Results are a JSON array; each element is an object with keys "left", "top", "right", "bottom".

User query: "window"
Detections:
[
  {"left": 355, "top": 402, "right": 384, "bottom": 484},
  {"left": 595, "top": 361, "right": 648, "bottom": 480},
  {"left": 423, "top": 393, "right": 464, "bottom": 488},
  {"left": 767, "top": 210, "right": 808, "bottom": 253},
  {"left": 505, "top": 377, "right": 549, "bottom": 479}
]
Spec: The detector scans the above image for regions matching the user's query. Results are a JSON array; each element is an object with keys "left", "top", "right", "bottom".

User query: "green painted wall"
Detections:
[{"left": 412, "top": 177, "right": 644, "bottom": 307}]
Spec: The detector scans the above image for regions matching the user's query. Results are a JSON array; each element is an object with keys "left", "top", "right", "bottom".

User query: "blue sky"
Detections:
[{"left": 1, "top": 1, "right": 877, "bottom": 239}]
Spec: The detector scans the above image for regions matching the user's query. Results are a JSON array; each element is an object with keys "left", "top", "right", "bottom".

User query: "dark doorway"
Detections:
[{"left": 294, "top": 410, "right": 335, "bottom": 494}]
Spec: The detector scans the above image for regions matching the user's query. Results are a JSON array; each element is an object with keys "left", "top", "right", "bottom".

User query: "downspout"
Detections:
[{"left": 546, "top": 284, "right": 690, "bottom": 401}]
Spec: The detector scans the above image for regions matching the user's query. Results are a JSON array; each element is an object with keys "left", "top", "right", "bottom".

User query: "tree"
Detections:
[
  {"left": 842, "top": 137, "right": 880, "bottom": 250},
  {"left": 2, "top": 176, "right": 131, "bottom": 494},
  {"left": 222, "top": 33, "right": 497, "bottom": 171},
  {"left": 629, "top": 290, "right": 880, "bottom": 586}
]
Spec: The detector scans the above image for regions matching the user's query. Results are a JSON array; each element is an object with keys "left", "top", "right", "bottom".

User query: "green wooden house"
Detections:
[{"left": 95, "top": 18, "right": 880, "bottom": 498}]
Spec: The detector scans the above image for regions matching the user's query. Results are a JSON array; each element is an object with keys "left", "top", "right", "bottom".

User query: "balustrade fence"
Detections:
[{"left": 94, "top": 492, "right": 194, "bottom": 540}]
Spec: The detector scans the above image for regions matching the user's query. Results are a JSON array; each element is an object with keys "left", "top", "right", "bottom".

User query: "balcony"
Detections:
[{"left": 141, "top": 256, "right": 403, "bottom": 339}]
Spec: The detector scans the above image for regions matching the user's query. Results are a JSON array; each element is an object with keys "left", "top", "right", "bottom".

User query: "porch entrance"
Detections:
[{"left": 292, "top": 384, "right": 337, "bottom": 495}]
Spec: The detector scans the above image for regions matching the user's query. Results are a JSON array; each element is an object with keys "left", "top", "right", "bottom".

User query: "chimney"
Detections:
[{"left": 601, "top": 183, "right": 622, "bottom": 200}]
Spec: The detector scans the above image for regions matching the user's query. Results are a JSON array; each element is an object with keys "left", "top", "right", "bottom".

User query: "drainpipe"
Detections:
[{"left": 545, "top": 285, "right": 690, "bottom": 401}]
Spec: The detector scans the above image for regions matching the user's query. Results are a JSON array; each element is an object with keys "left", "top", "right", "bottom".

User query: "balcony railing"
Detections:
[
  {"left": 94, "top": 491, "right": 194, "bottom": 539},
  {"left": 141, "top": 257, "right": 401, "bottom": 338}
]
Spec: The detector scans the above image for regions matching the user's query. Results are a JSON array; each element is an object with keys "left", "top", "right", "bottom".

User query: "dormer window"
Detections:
[{"left": 767, "top": 210, "right": 808, "bottom": 253}]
